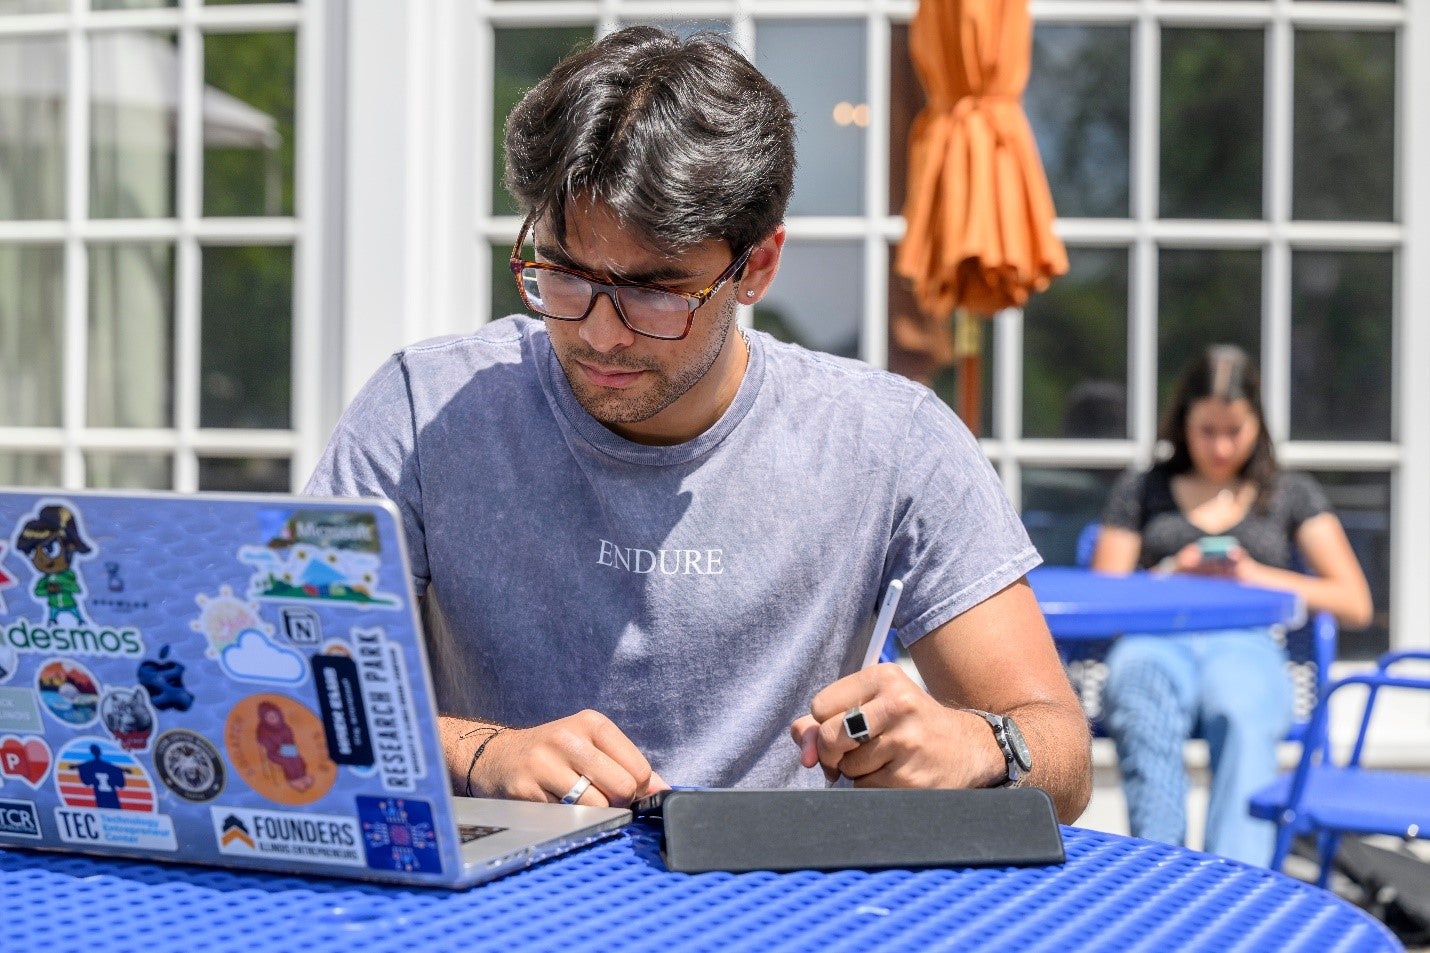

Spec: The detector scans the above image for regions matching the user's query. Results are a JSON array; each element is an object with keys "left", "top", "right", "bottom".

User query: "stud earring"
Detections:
[{"left": 745, "top": 290, "right": 756, "bottom": 298}]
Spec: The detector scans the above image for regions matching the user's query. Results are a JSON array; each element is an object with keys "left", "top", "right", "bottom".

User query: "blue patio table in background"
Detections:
[
  {"left": 1027, "top": 565, "right": 1304, "bottom": 641},
  {"left": 0, "top": 823, "right": 1396, "bottom": 952}
]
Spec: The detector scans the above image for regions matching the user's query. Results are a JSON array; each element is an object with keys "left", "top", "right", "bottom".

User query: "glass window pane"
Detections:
[
  {"left": 0, "top": 453, "right": 60, "bottom": 485},
  {"left": 0, "top": 0, "right": 66, "bottom": 12},
  {"left": 1161, "top": 28, "right": 1263, "bottom": 220},
  {"left": 888, "top": 24, "right": 925, "bottom": 215},
  {"left": 492, "top": 27, "right": 593, "bottom": 217},
  {"left": 88, "top": 242, "right": 174, "bottom": 427},
  {"left": 200, "top": 244, "right": 291, "bottom": 428},
  {"left": 1021, "top": 467, "right": 1123, "bottom": 566},
  {"left": 90, "top": 32, "right": 178, "bottom": 219},
  {"left": 756, "top": 20, "right": 866, "bottom": 216},
  {"left": 1290, "top": 251, "right": 1392, "bottom": 442},
  {"left": 755, "top": 241, "right": 861, "bottom": 359},
  {"left": 199, "top": 456, "right": 291, "bottom": 492},
  {"left": 0, "top": 244, "right": 63, "bottom": 426},
  {"left": 1023, "top": 247, "right": 1129, "bottom": 438},
  {"left": 85, "top": 452, "right": 171, "bottom": 489},
  {"left": 204, "top": 32, "right": 296, "bottom": 218},
  {"left": 93, "top": 1, "right": 177, "bottom": 9},
  {"left": 1293, "top": 30, "right": 1395, "bottom": 223},
  {"left": 0, "top": 36, "right": 66, "bottom": 220},
  {"left": 889, "top": 255, "right": 994, "bottom": 436},
  {"left": 1027, "top": 25, "right": 1131, "bottom": 219},
  {"left": 1157, "top": 249, "right": 1261, "bottom": 407},
  {"left": 1306, "top": 469, "right": 1390, "bottom": 660},
  {"left": 490, "top": 243, "right": 525, "bottom": 323}
]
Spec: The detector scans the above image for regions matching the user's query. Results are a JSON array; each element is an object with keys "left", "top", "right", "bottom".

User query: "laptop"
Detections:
[{"left": 0, "top": 487, "right": 630, "bottom": 887}]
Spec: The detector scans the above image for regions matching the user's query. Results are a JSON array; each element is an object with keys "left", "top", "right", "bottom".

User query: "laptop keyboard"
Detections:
[{"left": 458, "top": 824, "right": 508, "bottom": 843}]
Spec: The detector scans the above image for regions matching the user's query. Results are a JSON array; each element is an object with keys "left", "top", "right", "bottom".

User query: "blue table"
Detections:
[
  {"left": 1028, "top": 566, "right": 1304, "bottom": 640},
  {"left": 0, "top": 823, "right": 1397, "bottom": 952}
]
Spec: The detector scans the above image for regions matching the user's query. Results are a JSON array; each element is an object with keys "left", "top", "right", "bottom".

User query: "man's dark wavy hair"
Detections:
[{"left": 503, "top": 27, "right": 796, "bottom": 255}]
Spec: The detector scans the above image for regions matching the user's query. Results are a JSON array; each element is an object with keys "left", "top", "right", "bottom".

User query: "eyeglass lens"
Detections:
[{"left": 519, "top": 267, "right": 692, "bottom": 337}]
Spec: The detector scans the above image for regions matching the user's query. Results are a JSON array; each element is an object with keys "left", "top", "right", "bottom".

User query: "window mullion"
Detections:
[
  {"left": 1128, "top": 4, "right": 1159, "bottom": 467},
  {"left": 61, "top": 2, "right": 90, "bottom": 490},
  {"left": 1262, "top": 3, "right": 1293, "bottom": 443},
  {"left": 861, "top": 7, "right": 889, "bottom": 369},
  {"left": 174, "top": 0, "right": 204, "bottom": 492}
]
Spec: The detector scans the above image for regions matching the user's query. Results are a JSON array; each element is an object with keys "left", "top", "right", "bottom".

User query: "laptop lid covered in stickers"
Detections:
[{"left": 0, "top": 487, "right": 602, "bottom": 887}]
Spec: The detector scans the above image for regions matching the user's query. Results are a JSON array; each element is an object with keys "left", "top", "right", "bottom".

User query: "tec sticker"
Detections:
[
  {"left": 224, "top": 694, "right": 337, "bottom": 806},
  {"left": 54, "top": 736, "right": 157, "bottom": 812},
  {"left": 357, "top": 796, "right": 442, "bottom": 874}
]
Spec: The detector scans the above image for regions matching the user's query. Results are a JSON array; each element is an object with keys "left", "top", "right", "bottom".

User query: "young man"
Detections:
[{"left": 306, "top": 27, "right": 1091, "bottom": 822}]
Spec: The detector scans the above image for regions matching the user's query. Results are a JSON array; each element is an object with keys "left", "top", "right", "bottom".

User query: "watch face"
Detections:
[{"left": 1004, "top": 718, "right": 1033, "bottom": 772}]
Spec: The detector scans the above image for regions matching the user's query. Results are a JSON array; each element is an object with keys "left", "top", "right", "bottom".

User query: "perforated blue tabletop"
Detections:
[
  {"left": 1029, "top": 566, "right": 1305, "bottom": 640},
  {"left": 1, "top": 823, "right": 1396, "bottom": 952}
]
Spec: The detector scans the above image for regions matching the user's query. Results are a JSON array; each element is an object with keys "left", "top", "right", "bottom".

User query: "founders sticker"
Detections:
[
  {"left": 224, "top": 694, "right": 337, "bottom": 806},
  {"left": 210, "top": 805, "right": 364, "bottom": 868},
  {"left": 153, "top": 729, "right": 225, "bottom": 802}
]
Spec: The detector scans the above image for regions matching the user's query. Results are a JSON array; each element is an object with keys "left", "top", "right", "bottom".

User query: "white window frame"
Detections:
[
  {"left": 341, "top": 0, "right": 1428, "bottom": 679},
  {"left": 0, "top": 0, "right": 327, "bottom": 492}
]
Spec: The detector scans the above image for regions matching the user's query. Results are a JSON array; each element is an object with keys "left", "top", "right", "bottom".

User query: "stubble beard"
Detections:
[{"left": 555, "top": 295, "right": 738, "bottom": 426}]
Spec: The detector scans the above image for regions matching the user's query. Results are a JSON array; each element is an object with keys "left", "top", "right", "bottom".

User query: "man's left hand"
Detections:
[{"left": 789, "top": 662, "right": 1004, "bottom": 788}]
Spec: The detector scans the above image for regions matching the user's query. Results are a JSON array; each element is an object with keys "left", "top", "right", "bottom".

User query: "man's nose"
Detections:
[{"left": 579, "top": 290, "right": 636, "bottom": 353}]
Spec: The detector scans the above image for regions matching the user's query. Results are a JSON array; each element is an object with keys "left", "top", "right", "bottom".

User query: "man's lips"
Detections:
[{"left": 576, "top": 360, "right": 647, "bottom": 388}]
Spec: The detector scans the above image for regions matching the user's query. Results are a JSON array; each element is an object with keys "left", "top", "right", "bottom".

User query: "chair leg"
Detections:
[
  {"left": 1268, "top": 821, "right": 1298, "bottom": 873},
  {"left": 1315, "top": 831, "right": 1342, "bottom": 889}
]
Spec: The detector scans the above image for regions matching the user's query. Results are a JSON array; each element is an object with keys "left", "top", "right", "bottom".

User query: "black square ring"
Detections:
[{"left": 843, "top": 706, "right": 871, "bottom": 744}]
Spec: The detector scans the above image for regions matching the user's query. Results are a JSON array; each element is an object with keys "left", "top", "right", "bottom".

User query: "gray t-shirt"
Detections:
[{"left": 306, "top": 317, "right": 1039, "bottom": 788}]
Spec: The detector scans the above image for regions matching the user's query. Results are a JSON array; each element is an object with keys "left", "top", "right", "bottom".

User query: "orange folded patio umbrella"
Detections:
[{"left": 895, "top": 0, "right": 1068, "bottom": 431}]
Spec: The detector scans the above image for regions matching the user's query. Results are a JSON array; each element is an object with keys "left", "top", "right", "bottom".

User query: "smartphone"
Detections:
[{"left": 1197, "top": 535, "right": 1238, "bottom": 563}]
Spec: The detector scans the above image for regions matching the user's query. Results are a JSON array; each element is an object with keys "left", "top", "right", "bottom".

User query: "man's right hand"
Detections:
[{"left": 464, "top": 710, "right": 666, "bottom": 807}]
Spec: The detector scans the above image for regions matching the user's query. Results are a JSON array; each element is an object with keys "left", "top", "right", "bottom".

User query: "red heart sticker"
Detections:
[{"left": 0, "top": 734, "right": 51, "bottom": 788}]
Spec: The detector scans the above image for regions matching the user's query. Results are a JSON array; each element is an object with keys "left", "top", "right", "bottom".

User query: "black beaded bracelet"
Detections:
[{"left": 463, "top": 726, "right": 507, "bottom": 797}]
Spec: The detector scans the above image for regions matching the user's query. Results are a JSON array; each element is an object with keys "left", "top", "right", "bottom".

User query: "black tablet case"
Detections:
[{"left": 655, "top": 788, "right": 1065, "bottom": 874}]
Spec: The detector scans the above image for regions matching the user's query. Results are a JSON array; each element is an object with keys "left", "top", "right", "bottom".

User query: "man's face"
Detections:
[{"left": 535, "top": 201, "right": 748, "bottom": 445}]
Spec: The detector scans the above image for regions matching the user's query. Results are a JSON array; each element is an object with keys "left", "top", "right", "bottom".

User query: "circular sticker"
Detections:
[
  {"left": 153, "top": 729, "right": 225, "bottom": 802},
  {"left": 36, "top": 658, "right": 101, "bottom": 726},
  {"left": 54, "top": 736, "right": 156, "bottom": 812},
  {"left": 224, "top": 693, "right": 337, "bottom": 806}
]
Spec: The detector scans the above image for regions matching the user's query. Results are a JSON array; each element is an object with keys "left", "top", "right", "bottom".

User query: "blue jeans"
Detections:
[{"left": 1103, "top": 628, "right": 1293, "bottom": 866}]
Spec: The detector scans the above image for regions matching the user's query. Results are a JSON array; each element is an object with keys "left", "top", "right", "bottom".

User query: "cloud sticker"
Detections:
[{"left": 219, "top": 629, "right": 308, "bottom": 686}]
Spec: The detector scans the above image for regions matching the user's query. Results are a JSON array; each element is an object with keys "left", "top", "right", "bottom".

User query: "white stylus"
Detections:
[{"left": 858, "top": 578, "right": 904, "bottom": 670}]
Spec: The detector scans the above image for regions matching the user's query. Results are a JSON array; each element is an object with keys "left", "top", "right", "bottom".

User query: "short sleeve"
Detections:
[
  {"left": 1279, "top": 471, "right": 1333, "bottom": 531},
  {"left": 1100, "top": 468, "right": 1147, "bottom": 532},
  {"left": 303, "top": 354, "right": 430, "bottom": 591}
]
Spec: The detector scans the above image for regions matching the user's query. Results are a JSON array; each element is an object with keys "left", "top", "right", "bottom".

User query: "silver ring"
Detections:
[
  {"left": 843, "top": 706, "right": 871, "bottom": 744},
  {"left": 560, "top": 775, "right": 592, "bottom": 804}
]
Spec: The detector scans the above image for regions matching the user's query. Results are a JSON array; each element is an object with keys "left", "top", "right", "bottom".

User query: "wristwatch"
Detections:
[{"left": 968, "top": 709, "right": 1033, "bottom": 787}]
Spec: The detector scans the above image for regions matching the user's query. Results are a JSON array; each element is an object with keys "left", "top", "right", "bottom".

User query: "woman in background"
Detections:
[{"left": 1092, "top": 344, "right": 1371, "bottom": 865}]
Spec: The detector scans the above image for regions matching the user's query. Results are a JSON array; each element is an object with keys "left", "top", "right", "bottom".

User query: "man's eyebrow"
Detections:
[{"left": 534, "top": 241, "right": 698, "bottom": 286}]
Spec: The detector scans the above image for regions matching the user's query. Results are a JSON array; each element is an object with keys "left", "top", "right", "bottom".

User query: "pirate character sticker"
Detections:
[
  {"left": 14, "top": 504, "right": 92, "bottom": 625},
  {"left": 100, "top": 686, "right": 156, "bottom": 752},
  {"left": 37, "top": 658, "right": 101, "bottom": 726},
  {"left": 4, "top": 501, "right": 146, "bottom": 659},
  {"left": 225, "top": 693, "right": 337, "bottom": 806}
]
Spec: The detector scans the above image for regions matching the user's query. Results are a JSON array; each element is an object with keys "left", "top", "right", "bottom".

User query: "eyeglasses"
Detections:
[{"left": 509, "top": 215, "right": 754, "bottom": 341}]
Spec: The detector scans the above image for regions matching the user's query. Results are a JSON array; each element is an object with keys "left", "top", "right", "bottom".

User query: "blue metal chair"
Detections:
[
  {"left": 1249, "top": 650, "right": 1430, "bottom": 887},
  {"left": 1059, "top": 523, "right": 1336, "bottom": 744}
]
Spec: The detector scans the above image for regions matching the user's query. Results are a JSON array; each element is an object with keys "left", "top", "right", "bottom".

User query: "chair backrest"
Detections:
[{"left": 1062, "top": 522, "right": 1335, "bottom": 744}]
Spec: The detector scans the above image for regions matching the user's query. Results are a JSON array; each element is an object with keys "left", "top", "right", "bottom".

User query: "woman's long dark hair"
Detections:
[{"left": 1157, "top": 344, "right": 1278, "bottom": 509}]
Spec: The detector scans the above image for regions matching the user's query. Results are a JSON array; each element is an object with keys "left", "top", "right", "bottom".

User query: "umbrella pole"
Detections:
[{"left": 953, "top": 308, "right": 982, "bottom": 435}]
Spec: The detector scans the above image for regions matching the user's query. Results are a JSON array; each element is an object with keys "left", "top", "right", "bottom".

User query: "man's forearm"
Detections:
[
  {"left": 1005, "top": 699, "right": 1093, "bottom": 824},
  {"left": 438, "top": 714, "right": 508, "bottom": 795}
]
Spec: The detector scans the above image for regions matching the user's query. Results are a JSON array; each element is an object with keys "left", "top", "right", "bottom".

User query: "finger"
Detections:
[
  {"left": 646, "top": 769, "right": 671, "bottom": 793},
  {"left": 587, "top": 716, "right": 655, "bottom": 795},
  {"left": 809, "top": 664, "right": 898, "bottom": 724},
  {"left": 837, "top": 737, "right": 897, "bottom": 783},
  {"left": 556, "top": 770, "right": 608, "bottom": 808},
  {"left": 790, "top": 716, "right": 820, "bottom": 769},
  {"left": 813, "top": 711, "right": 866, "bottom": 775}
]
